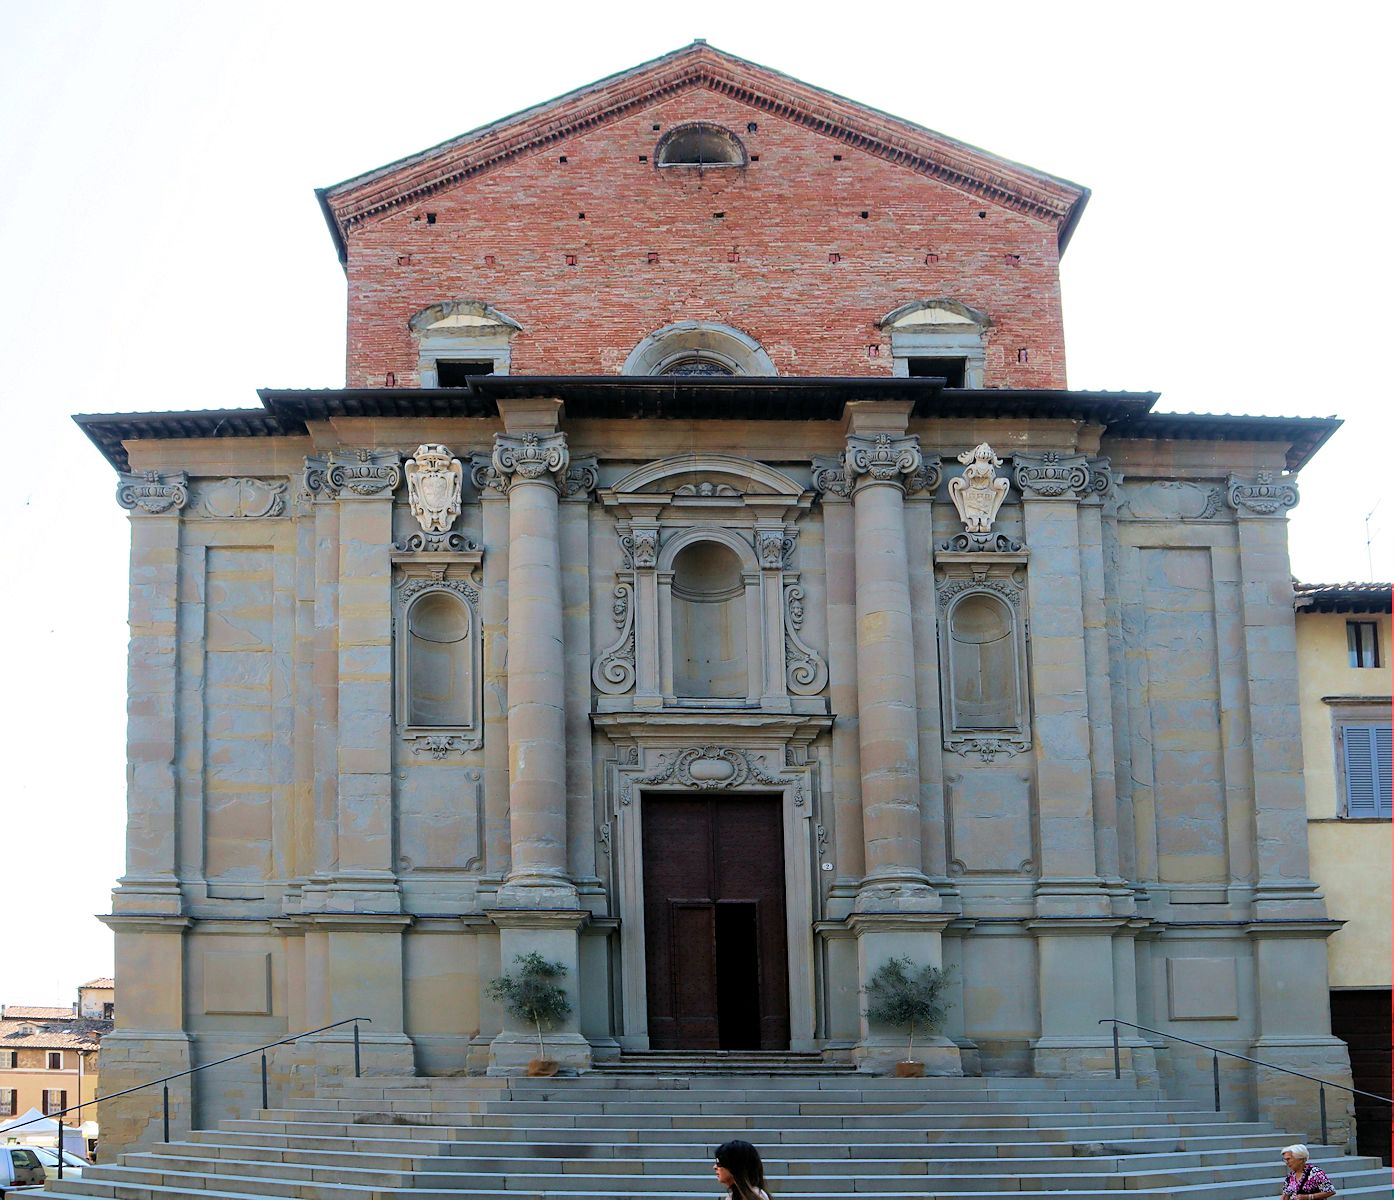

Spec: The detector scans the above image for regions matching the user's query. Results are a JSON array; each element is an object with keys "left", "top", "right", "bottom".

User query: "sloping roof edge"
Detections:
[{"left": 316, "top": 42, "right": 1090, "bottom": 267}]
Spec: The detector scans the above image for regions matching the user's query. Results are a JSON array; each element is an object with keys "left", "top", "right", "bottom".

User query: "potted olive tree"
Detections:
[
  {"left": 863, "top": 956, "right": 950, "bottom": 1077},
  {"left": 486, "top": 952, "right": 572, "bottom": 1076}
]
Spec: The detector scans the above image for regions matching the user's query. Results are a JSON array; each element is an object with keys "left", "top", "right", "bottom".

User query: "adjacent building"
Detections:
[
  {"left": 0, "top": 990, "right": 111, "bottom": 1132},
  {"left": 1295, "top": 582, "right": 1392, "bottom": 1161},
  {"left": 78, "top": 42, "right": 1355, "bottom": 1156}
]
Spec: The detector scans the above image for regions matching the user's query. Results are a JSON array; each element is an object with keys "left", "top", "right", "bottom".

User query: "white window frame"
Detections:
[
  {"left": 408, "top": 301, "right": 520, "bottom": 385},
  {"left": 880, "top": 300, "right": 989, "bottom": 386}
]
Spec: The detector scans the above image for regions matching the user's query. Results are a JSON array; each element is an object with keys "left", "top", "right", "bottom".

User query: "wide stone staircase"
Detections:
[{"left": 41, "top": 1064, "right": 1390, "bottom": 1200}]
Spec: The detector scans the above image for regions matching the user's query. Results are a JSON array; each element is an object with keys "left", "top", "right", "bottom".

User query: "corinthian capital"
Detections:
[
  {"left": 491, "top": 431, "right": 570, "bottom": 492},
  {"left": 117, "top": 470, "right": 189, "bottom": 515},
  {"left": 844, "top": 433, "right": 923, "bottom": 492}
]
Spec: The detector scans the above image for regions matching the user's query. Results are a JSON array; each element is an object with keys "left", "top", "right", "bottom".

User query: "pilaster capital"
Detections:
[
  {"left": 844, "top": 432, "right": 922, "bottom": 493},
  {"left": 306, "top": 449, "right": 403, "bottom": 500},
  {"left": 561, "top": 455, "right": 599, "bottom": 501},
  {"left": 1012, "top": 451, "right": 1109, "bottom": 501},
  {"left": 491, "top": 430, "right": 570, "bottom": 493},
  {"left": 1226, "top": 470, "right": 1299, "bottom": 516},
  {"left": 811, "top": 454, "right": 851, "bottom": 500},
  {"left": 117, "top": 469, "right": 189, "bottom": 515}
]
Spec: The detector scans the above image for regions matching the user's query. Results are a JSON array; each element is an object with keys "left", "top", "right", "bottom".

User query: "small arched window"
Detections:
[
  {"left": 655, "top": 123, "right": 747, "bottom": 168},
  {"left": 405, "top": 591, "right": 472, "bottom": 727}
]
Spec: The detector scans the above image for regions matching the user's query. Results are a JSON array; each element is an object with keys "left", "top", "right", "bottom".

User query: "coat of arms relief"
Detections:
[{"left": 405, "top": 443, "right": 464, "bottom": 533}]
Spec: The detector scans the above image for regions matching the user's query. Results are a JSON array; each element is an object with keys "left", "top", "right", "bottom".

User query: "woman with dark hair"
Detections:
[{"left": 713, "top": 1139, "right": 770, "bottom": 1200}]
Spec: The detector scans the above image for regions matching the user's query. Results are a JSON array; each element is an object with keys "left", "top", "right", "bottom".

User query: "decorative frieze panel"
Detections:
[
  {"left": 195, "top": 477, "right": 287, "bottom": 519},
  {"left": 303, "top": 450, "right": 402, "bottom": 500},
  {"left": 117, "top": 470, "right": 189, "bottom": 515},
  {"left": 618, "top": 745, "right": 806, "bottom": 807}
]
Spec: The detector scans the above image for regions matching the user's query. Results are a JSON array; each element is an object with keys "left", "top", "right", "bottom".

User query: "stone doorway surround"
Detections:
[{"left": 595, "top": 714, "right": 830, "bottom": 1052}]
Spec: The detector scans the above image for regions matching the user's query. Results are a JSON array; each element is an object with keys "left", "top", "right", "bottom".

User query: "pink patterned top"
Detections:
[{"left": 1284, "top": 1164, "right": 1335, "bottom": 1197}]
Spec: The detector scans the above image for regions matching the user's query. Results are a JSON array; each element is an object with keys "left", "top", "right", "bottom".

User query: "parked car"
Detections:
[
  {"left": 0, "top": 1144, "right": 46, "bottom": 1195},
  {"left": 31, "top": 1146, "right": 85, "bottom": 1179}
]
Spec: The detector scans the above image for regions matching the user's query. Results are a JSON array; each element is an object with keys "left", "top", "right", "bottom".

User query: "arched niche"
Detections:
[
  {"left": 621, "top": 321, "right": 777, "bottom": 377},
  {"left": 396, "top": 577, "right": 483, "bottom": 750},
  {"left": 669, "top": 539, "right": 751, "bottom": 701},
  {"left": 935, "top": 575, "right": 1030, "bottom": 757}
]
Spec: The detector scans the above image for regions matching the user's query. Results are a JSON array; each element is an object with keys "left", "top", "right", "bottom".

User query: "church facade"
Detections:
[{"left": 80, "top": 43, "right": 1351, "bottom": 1153}]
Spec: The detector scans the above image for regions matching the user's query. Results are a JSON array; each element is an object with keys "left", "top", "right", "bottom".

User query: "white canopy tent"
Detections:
[{"left": 0, "top": 1107, "right": 87, "bottom": 1157}]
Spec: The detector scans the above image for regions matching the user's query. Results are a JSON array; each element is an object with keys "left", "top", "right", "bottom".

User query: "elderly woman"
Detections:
[{"left": 1281, "top": 1144, "right": 1336, "bottom": 1200}]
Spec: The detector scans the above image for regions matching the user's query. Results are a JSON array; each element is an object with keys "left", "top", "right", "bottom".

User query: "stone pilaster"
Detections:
[
  {"left": 115, "top": 470, "right": 188, "bottom": 914},
  {"left": 1227, "top": 473, "right": 1351, "bottom": 1133},
  {"left": 811, "top": 457, "right": 864, "bottom": 910},
  {"left": 327, "top": 450, "right": 402, "bottom": 906},
  {"left": 1013, "top": 452, "right": 1116, "bottom": 1075}
]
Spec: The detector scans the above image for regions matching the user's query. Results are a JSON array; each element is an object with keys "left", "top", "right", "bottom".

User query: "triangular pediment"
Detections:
[{"left": 318, "top": 42, "right": 1088, "bottom": 262}]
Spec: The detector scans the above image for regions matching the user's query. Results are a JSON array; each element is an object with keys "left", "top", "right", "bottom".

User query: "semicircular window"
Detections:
[
  {"left": 661, "top": 357, "right": 737, "bottom": 376},
  {"left": 655, "top": 123, "right": 747, "bottom": 168}
]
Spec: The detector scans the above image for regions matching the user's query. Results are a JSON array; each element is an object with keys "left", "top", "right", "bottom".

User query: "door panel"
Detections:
[{"left": 642, "top": 794, "right": 789, "bottom": 1050}]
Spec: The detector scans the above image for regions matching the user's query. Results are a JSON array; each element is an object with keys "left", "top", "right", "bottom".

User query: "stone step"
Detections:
[
  {"left": 294, "top": 1096, "right": 1210, "bottom": 1116},
  {"left": 185, "top": 1128, "right": 1339, "bottom": 1161},
  {"left": 39, "top": 1168, "right": 1394, "bottom": 1200},
  {"left": 218, "top": 1116, "right": 1282, "bottom": 1143},
  {"left": 251, "top": 1106, "right": 1250, "bottom": 1131},
  {"left": 321, "top": 1075, "right": 1163, "bottom": 1095},
  {"left": 138, "top": 1141, "right": 1375, "bottom": 1177}
]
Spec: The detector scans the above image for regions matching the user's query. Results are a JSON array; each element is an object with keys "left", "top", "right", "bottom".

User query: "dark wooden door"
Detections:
[
  {"left": 1330, "top": 989, "right": 1392, "bottom": 1164},
  {"left": 642, "top": 794, "right": 789, "bottom": 1050}
]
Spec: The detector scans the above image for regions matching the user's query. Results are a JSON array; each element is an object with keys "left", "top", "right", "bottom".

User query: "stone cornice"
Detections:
[{"left": 319, "top": 44, "right": 1087, "bottom": 260}]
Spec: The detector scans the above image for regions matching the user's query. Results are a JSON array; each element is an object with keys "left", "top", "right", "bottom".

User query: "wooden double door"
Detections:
[{"left": 641, "top": 794, "right": 790, "bottom": 1050}]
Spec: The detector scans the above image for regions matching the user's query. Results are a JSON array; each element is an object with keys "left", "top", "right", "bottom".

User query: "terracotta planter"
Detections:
[
  {"left": 894, "top": 1060, "right": 925, "bottom": 1078},
  {"left": 527, "top": 1058, "right": 560, "bottom": 1077}
]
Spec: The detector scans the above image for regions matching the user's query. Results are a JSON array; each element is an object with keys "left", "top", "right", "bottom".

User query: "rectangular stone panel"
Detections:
[
  {"left": 203, "top": 951, "right": 272, "bottom": 1015},
  {"left": 204, "top": 547, "right": 274, "bottom": 881},
  {"left": 1166, "top": 955, "right": 1239, "bottom": 1020},
  {"left": 1141, "top": 548, "right": 1228, "bottom": 882},
  {"left": 398, "top": 764, "right": 483, "bottom": 872},
  {"left": 945, "top": 769, "right": 1035, "bottom": 876}
]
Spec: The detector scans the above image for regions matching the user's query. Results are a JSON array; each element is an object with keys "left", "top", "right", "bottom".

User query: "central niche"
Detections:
[{"left": 671, "top": 540, "right": 748, "bottom": 700}]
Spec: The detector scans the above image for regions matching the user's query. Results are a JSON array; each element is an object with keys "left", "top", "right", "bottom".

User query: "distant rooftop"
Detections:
[
  {"left": 1295, "top": 581, "right": 1392, "bottom": 613},
  {"left": 80, "top": 978, "right": 114, "bottom": 990},
  {"left": 1, "top": 1005, "right": 75, "bottom": 1021}
]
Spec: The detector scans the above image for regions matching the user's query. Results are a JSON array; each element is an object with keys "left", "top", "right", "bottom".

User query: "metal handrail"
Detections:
[
  {"left": 1100, "top": 1017, "right": 1392, "bottom": 1147},
  {"left": 2, "top": 1016, "right": 372, "bottom": 1181}
]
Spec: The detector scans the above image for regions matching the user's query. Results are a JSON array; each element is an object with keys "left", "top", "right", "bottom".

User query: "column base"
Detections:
[
  {"left": 94, "top": 1031, "right": 192, "bottom": 1158},
  {"left": 1031, "top": 1034, "right": 1139, "bottom": 1077},
  {"left": 488, "top": 1031, "right": 593, "bottom": 1075},
  {"left": 494, "top": 875, "right": 580, "bottom": 910},
  {"left": 854, "top": 1034, "right": 963, "bottom": 1076},
  {"left": 1250, "top": 1037, "right": 1355, "bottom": 1150}
]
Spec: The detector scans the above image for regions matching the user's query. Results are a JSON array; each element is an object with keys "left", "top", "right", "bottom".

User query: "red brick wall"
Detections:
[{"left": 343, "top": 90, "right": 1068, "bottom": 387}]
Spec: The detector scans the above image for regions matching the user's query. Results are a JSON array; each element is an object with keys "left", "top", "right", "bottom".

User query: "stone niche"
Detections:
[{"left": 592, "top": 454, "right": 828, "bottom": 716}]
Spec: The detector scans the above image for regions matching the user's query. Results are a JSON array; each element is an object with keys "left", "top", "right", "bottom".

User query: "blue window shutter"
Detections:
[
  {"left": 1343, "top": 726, "right": 1378, "bottom": 817},
  {"left": 1376, "top": 725, "right": 1393, "bottom": 818}
]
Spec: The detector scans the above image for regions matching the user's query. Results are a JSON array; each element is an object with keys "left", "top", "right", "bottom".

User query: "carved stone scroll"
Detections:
[{"left": 592, "top": 582, "right": 637, "bottom": 695}]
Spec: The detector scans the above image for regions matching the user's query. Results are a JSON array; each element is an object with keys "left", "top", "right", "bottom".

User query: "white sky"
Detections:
[{"left": 0, "top": 2, "right": 1389, "bottom": 1006}]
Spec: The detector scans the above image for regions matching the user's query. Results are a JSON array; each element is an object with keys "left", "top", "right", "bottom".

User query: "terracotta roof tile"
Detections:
[{"left": 1, "top": 1006, "right": 75, "bottom": 1020}]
